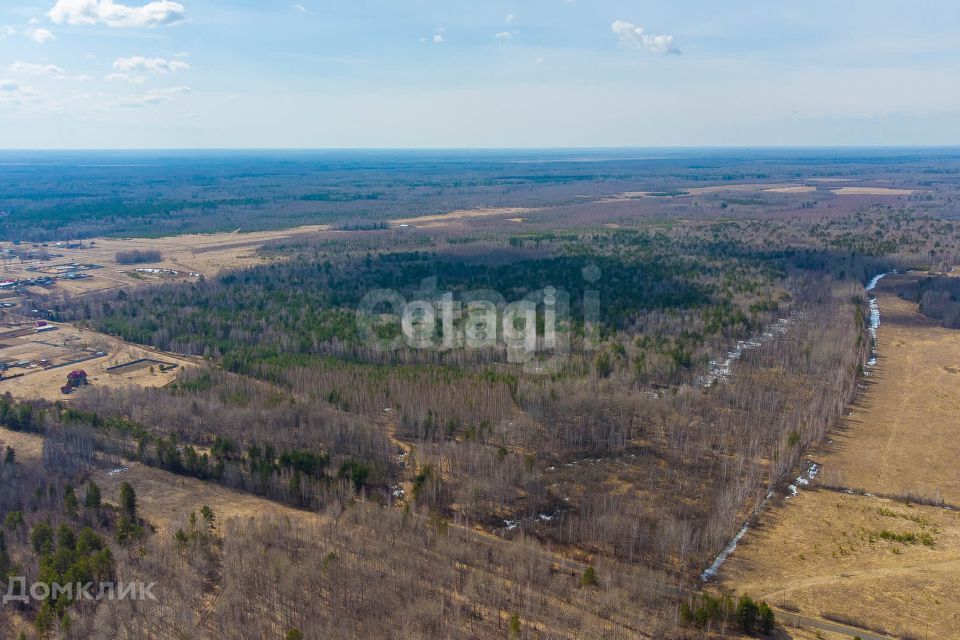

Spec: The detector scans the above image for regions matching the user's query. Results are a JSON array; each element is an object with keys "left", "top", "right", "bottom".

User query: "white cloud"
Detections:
[
  {"left": 9, "top": 61, "right": 66, "bottom": 76},
  {"left": 113, "top": 55, "right": 189, "bottom": 74},
  {"left": 422, "top": 27, "right": 445, "bottom": 44},
  {"left": 0, "top": 26, "right": 16, "bottom": 39},
  {"left": 48, "top": 0, "right": 186, "bottom": 28},
  {"left": 505, "top": 13, "right": 515, "bottom": 24},
  {"left": 0, "top": 79, "right": 39, "bottom": 106},
  {"left": 292, "top": 3, "right": 306, "bottom": 12},
  {"left": 27, "top": 28, "right": 56, "bottom": 44},
  {"left": 119, "top": 84, "right": 190, "bottom": 107},
  {"left": 611, "top": 20, "right": 680, "bottom": 55},
  {"left": 495, "top": 31, "right": 511, "bottom": 41},
  {"left": 105, "top": 72, "right": 144, "bottom": 83}
]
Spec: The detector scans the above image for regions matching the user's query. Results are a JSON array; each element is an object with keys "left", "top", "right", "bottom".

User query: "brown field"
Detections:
[
  {"left": 601, "top": 184, "right": 807, "bottom": 201},
  {"left": 0, "top": 322, "right": 197, "bottom": 401},
  {"left": 0, "top": 426, "right": 44, "bottom": 459},
  {"left": 0, "top": 426, "right": 317, "bottom": 537},
  {"left": 0, "top": 224, "right": 331, "bottom": 300},
  {"left": 597, "top": 191, "right": 664, "bottom": 201},
  {"left": 724, "top": 490, "right": 960, "bottom": 639},
  {"left": 389, "top": 206, "right": 536, "bottom": 228},
  {"left": 684, "top": 183, "right": 800, "bottom": 195},
  {"left": 822, "top": 276, "right": 960, "bottom": 503},
  {"left": 97, "top": 460, "right": 318, "bottom": 536},
  {"left": 830, "top": 187, "right": 917, "bottom": 196},
  {"left": 763, "top": 185, "right": 818, "bottom": 194},
  {"left": 723, "top": 273, "right": 960, "bottom": 639}
]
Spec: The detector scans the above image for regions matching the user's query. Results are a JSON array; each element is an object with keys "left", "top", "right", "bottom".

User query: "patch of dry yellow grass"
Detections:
[
  {"left": 0, "top": 322, "right": 197, "bottom": 402},
  {"left": 0, "top": 224, "right": 330, "bottom": 300},
  {"left": 724, "top": 490, "right": 960, "bottom": 639},
  {"left": 0, "top": 426, "right": 320, "bottom": 537},
  {"left": 764, "top": 185, "right": 817, "bottom": 194},
  {"left": 726, "top": 274, "right": 960, "bottom": 640},
  {"left": 822, "top": 277, "right": 960, "bottom": 503},
  {"left": 831, "top": 187, "right": 916, "bottom": 196},
  {"left": 390, "top": 207, "right": 535, "bottom": 227}
]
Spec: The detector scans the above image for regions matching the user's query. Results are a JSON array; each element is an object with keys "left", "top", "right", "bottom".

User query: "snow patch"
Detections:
[
  {"left": 786, "top": 461, "right": 820, "bottom": 500},
  {"left": 699, "top": 314, "right": 801, "bottom": 387},
  {"left": 701, "top": 489, "right": 775, "bottom": 581},
  {"left": 864, "top": 272, "right": 892, "bottom": 369}
]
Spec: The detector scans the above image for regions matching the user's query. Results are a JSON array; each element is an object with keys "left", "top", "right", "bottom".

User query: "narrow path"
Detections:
[
  {"left": 877, "top": 349, "right": 913, "bottom": 486},
  {"left": 774, "top": 609, "right": 894, "bottom": 640}
]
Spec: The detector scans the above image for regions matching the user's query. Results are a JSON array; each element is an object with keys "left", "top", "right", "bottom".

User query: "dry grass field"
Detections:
[
  {"left": 822, "top": 275, "right": 960, "bottom": 503},
  {"left": 763, "top": 185, "right": 818, "bottom": 194},
  {"left": 0, "top": 426, "right": 44, "bottom": 459},
  {"left": 0, "top": 224, "right": 331, "bottom": 300},
  {"left": 388, "top": 206, "right": 535, "bottom": 227},
  {"left": 725, "top": 491, "right": 960, "bottom": 639},
  {"left": 0, "top": 322, "right": 197, "bottom": 401},
  {"left": 597, "top": 180, "right": 923, "bottom": 204},
  {"left": 723, "top": 273, "right": 960, "bottom": 640},
  {"left": 0, "top": 426, "right": 320, "bottom": 536},
  {"left": 830, "top": 187, "right": 918, "bottom": 196}
]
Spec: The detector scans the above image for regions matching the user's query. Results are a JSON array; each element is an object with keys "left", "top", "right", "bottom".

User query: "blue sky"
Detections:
[{"left": 1, "top": 0, "right": 959, "bottom": 148}]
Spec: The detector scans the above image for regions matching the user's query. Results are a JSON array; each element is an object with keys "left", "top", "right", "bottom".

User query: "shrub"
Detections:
[{"left": 580, "top": 566, "right": 599, "bottom": 587}]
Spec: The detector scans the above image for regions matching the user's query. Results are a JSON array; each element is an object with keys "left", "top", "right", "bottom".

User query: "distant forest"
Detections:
[{"left": 3, "top": 148, "right": 960, "bottom": 240}]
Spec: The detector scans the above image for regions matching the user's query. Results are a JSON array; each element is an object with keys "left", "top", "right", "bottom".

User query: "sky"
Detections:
[{"left": 1, "top": 0, "right": 960, "bottom": 148}]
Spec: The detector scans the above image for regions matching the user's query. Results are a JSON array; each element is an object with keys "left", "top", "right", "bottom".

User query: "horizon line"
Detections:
[{"left": 2, "top": 144, "right": 960, "bottom": 153}]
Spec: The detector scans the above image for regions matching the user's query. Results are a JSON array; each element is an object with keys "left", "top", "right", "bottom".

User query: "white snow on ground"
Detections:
[
  {"left": 865, "top": 273, "right": 887, "bottom": 291},
  {"left": 864, "top": 272, "right": 890, "bottom": 368},
  {"left": 700, "top": 489, "right": 775, "bottom": 581},
  {"left": 787, "top": 461, "right": 820, "bottom": 499},
  {"left": 701, "top": 523, "right": 749, "bottom": 581},
  {"left": 698, "top": 314, "right": 801, "bottom": 387}
]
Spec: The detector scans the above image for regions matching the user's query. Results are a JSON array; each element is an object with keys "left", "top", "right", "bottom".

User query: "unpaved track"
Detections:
[{"left": 774, "top": 610, "right": 894, "bottom": 640}]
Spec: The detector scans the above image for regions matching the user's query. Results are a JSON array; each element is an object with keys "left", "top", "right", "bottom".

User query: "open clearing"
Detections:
[
  {"left": 764, "top": 185, "right": 818, "bottom": 193},
  {"left": 600, "top": 184, "right": 807, "bottom": 201},
  {"left": 389, "top": 206, "right": 535, "bottom": 228},
  {"left": 831, "top": 187, "right": 917, "bottom": 196},
  {"left": 0, "top": 426, "right": 319, "bottom": 536},
  {"left": 0, "top": 321, "right": 196, "bottom": 401},
  {"left": 821, "top": 275, "right": 960, "bottom": 502},
  {"left": 724, "top": 274, "right": 960, "bottom": 639},
  {"left": 684, "top": 183, "right": 802, "bottom": 195},
  {"left": 724, "top": 490, "right": 960, "bottom": 639},
  {"left": 0, "top": 224, "right": 331, "bottom": 300}
]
